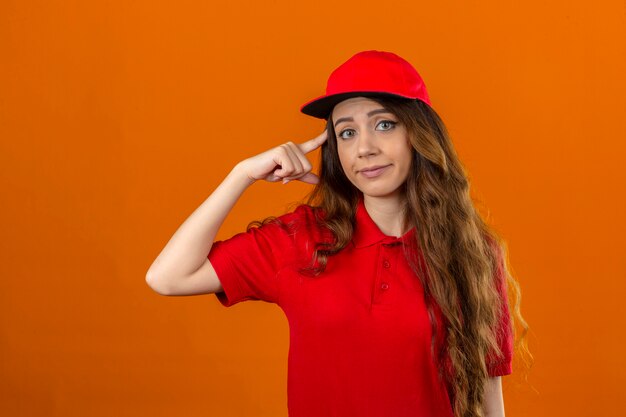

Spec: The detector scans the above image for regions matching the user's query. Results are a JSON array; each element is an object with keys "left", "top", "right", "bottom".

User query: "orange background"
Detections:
[{"left": 2, "top": 1, "right": 625, "bottom": 416}]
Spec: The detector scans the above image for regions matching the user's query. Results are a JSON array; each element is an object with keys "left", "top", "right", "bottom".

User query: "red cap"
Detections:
[{"left": 300, "top": 50, "right": 431, "bottom": 120}]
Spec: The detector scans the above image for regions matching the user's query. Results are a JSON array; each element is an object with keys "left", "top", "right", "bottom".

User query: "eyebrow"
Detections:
[{"left": 333, "top": 109, "right": 393, "bottom": 128}]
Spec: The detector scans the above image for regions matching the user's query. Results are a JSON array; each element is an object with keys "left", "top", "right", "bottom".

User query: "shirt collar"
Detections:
[{"left": 352, "top": 194, "right": 418, "bottom": 249}]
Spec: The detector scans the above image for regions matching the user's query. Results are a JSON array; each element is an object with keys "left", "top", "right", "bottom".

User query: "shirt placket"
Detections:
[{"left": 372, "top": 239, "right": 402, "bottom": 306}]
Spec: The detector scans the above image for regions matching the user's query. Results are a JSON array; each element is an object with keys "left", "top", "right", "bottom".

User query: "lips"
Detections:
[{"left": 359, "top": 165, "right": 391, "bottom": 178}]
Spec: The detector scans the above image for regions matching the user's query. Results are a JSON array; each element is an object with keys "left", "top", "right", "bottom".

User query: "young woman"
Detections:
[{"left": 146, "top": 50, "right": 528, "bottom": 417}]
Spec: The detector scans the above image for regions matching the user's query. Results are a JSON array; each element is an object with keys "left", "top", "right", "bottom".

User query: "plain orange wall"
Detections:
[{"left": 2, "top": 0, "right": 625, "bottom": 416}]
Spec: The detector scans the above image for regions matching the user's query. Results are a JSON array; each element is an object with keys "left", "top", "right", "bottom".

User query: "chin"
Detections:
[{"left": 354, "top": 185, "right": 403, "bottom": 198}]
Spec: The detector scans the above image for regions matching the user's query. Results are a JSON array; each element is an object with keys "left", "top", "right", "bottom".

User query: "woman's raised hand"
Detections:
[
  {"left": 146, "top": 130, "right": 327, "bottom": 297},
  {"left": 239, "top": 130, "right": 328, "bottom": 185}
]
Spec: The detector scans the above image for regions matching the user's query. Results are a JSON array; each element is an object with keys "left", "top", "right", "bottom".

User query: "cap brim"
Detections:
[{"left": 300, "top": 91, "right": 416, "bottom": 120}]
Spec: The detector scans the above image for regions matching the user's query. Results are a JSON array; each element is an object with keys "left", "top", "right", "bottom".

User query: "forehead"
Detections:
[{"left": 331, "top": 97, "right": 386, "bottom": 119}]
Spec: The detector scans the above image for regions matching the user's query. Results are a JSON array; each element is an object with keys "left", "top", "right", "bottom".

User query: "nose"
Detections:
[{"left": 357, "top": 129, "right": 379, "bottom": 158}]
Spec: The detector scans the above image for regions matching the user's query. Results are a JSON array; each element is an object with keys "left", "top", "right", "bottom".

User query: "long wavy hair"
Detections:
[{"left": 249, "top": 96, "right": 530, "bottom": 417}]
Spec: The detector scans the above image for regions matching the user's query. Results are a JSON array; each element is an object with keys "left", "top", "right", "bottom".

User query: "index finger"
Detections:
[{"left": 297, "top": 130, "right": 328, "bottom": 154}]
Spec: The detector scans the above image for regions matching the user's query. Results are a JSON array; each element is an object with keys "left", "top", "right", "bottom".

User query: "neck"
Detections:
[{"left": 362, "top": 194, "right": 410, "bottom": 237}]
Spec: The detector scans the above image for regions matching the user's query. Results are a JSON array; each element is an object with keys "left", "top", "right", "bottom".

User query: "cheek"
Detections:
[
  {"left": 336, "top": 147, "right": 352, "bottom": 175},
  {"left": 396, "top": 143, "right": 414, "bottom": 177}
]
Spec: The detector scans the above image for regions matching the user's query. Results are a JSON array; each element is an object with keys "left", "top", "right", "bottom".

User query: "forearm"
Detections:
[
  {"left": 483, "top": 376, "right": 505, "bottom": 417},
  {"left": 146, "top": 162, "right": 253, "bottom": 285}
]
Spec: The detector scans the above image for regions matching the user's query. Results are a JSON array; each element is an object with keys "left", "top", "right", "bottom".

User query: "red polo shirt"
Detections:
[{"left": 207, "top": 194, "right": 513, "bottom": 417}]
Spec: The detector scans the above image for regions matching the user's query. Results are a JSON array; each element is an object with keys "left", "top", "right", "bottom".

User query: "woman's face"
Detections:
[{"left": 331, "top": 97, "right": 413, "bottom": 200}]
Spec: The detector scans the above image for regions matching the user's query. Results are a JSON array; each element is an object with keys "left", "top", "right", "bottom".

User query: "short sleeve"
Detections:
[
  {"left": 207, "top": 215, "right": 296, "bottom": 307},
  {"left": 486, "top": 244, "right": 514, "bottom": 377}
]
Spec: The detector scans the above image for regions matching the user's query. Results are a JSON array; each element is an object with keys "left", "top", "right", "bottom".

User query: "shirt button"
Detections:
[
  {"left": 381, "top": 283, "right": 389, "bottom": 290},
  {"left": 383, "top": 260, "right": 390, "bottom": 269}
]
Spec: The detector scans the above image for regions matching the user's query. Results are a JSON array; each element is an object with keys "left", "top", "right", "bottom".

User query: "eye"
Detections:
[
  {"left": 337, "top": 128, "right": 356, "bottom": 140},
  {"left": 376, "top": 120, "right": 397, "bottom": 131}
]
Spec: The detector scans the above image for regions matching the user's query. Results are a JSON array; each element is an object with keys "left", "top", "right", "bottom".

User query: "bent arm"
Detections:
[
  {"left": 145, "top": 162, "right": 254, "bottom": 296},
  {"left": 483, "top": 376, "right": 505, "bottom": 417},
  {"left": 145, "top": 131, "right": 327, "bottom": 296}
]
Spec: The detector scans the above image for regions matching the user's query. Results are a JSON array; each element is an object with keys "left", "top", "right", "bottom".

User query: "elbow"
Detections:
[{"left": 145, "top": 270, "right": 174, "bottom": 296}]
